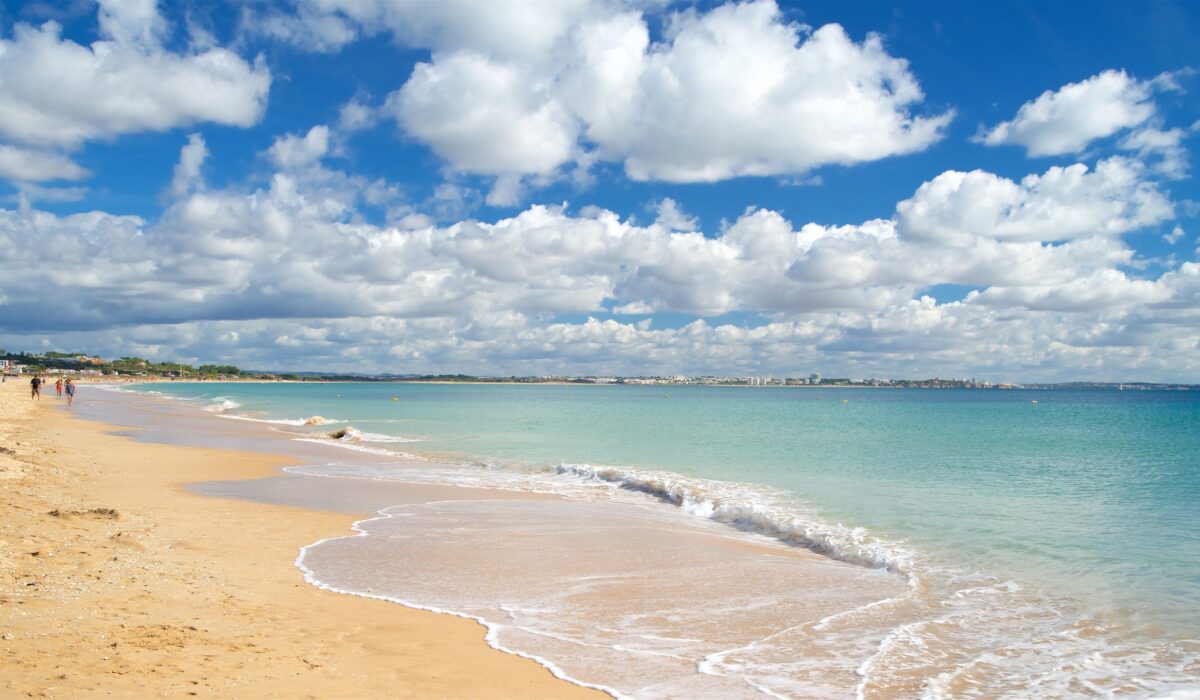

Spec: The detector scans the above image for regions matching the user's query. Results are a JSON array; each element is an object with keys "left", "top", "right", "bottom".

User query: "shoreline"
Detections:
[
  {"left": 76, "top": 377, "right": 1001, "bottom": 389},
  {"left": 8, "top": 379, "right": 1194, "bottom": 695},
  {"left": 0, "top": 380, "right": 601, "bottom": 698}
]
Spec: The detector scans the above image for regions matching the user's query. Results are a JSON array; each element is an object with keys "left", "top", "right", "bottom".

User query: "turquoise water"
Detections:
[{"left": 130, "top": 381, "right": 1200, "bottom": 633}]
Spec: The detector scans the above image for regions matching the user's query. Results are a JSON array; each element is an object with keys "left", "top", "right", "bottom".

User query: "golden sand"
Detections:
[{"left": 0, "top": 379, "right": 601, "bottom": 698}]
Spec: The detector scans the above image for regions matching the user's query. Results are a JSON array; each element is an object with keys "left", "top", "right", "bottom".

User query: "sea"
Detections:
[{"left": 91, "top": 382, "right": 1200, "bottom": 698}]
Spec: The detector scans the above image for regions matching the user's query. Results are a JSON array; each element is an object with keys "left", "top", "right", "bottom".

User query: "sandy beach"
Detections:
[{"left": 0, "top": 379, "right": 600, "bottom": 699}]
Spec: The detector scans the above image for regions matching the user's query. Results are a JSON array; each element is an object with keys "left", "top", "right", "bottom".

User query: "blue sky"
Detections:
[{"left": 1, "top": 0, "right": 1198, "bottom": 381}]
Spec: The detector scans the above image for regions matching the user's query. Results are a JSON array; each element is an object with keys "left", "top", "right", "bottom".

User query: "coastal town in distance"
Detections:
[{"left": 3, "top": 350, "right": 1195, "bottom": 391}]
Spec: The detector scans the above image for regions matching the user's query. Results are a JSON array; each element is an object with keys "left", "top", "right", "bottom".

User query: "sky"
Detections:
[{"left": 0, "top": 0, "right": 1198, "bottom": 382}]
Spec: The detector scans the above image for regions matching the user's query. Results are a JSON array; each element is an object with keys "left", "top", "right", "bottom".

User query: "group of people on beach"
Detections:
[{"left": 29, "top": 375, "right": 76, "bottom": 405}]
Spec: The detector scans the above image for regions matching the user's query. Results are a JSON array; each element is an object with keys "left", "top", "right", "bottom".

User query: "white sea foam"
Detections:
[
  {"left": 95, "top": 383, "right": 159, "bottom": 395},
  {"left": 1150, "top": 689, "right": 1200, "bottom": 700},
  {"left": 277, "top": 424, "right": 427, "bottom": 459},
  {"left": 315, "top": 426, "right": 420, "bottom": 443},
  {"left": 351, "top": 430, "right": 422, "bottom": 443},
  {"left": 554, "top": 463, "right": 916, "bottom": 575},
  {"left": 294, "top": 511, "right": 629, "bottom": 700},
  {"left": 215, "top": 412, "right": 345, "bottom": 427},
  {"left": 98, "top": 385, "right": 346, "bottom": 429},
  {"left": 918, "top": 615, "right": 1200, "bottom": 699},
  {"left": 203, "top": 397, "right": 241, "bottom": 413},
  {"left": 293, "top": 437, "right": 413, "bottom": 458}
]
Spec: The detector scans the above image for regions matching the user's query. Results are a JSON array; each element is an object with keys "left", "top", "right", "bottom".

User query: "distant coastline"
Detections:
[{"left": 2, "top": 350, "right": 1196, "bottom": 390}]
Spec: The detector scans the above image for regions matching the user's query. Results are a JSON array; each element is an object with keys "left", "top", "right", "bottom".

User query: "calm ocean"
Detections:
[{"left": 116, "top": 382, "right": 1200, "bottom": 697}]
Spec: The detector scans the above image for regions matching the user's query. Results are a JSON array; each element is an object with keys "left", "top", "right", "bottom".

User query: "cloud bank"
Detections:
[{"left": 0, "top": 139, "right": 1193, "bottom": 380}]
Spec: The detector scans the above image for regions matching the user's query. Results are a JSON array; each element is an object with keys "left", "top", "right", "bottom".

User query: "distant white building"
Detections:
[{"left": 810, "top": 372, "right": 821, "bottom": 384}]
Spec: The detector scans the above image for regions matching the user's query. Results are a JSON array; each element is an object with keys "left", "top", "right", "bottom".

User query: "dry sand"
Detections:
[{"left": 0, "top": 379, "right": 601, "bottom": 698}]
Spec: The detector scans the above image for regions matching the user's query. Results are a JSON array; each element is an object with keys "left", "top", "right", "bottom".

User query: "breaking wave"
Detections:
[
  {"left": 554, "top": 463, "right": 916, "bottom": 575},
  {"left": 203, "top": 397, "right": 241, "bottom": 413}
]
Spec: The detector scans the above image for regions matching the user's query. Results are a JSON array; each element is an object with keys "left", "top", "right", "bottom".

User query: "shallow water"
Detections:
[{"left": 93, "top": 382, "right": 1200, "bottom": 697}]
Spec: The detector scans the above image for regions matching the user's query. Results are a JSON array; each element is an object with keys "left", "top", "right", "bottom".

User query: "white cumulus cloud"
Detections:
[
  {"left": 651, "top": 198, "right": 698, "bottom": 232},
  {"left": 979, "top": 69, "right": 1166, "bottom": 157},
  {"left": 244, "top": 0, "right": 595, "bottom": 59},
  {"left": 0, "top": 20, "right": 270, "bottom": 150},
  {"left": 0, "top": 0, "right": 271, "bottom": 187},
  {"left": 0, "top": 144, "right": 89, "bottom": 182},
  {"left": 1119, "top": 126, "right": 1190, "bottom": 179},
  {"left": 580, "top": 10, "right": 952, "bottom": 182},
  {"left": 267, "top": 126, "right": 332, "bottom": 170},
  {"left": 97, "top": 0, "right": 168, "bottom": 48},
  {"left": 896, "top": 157, "right": 1173, "bottom": 244},
  {"left": 266, "top": 0, "right": 950, "bottom": 197},
  {"left": 390, "top": 53, "right": 578, "bottom": 177},
  {"left": 169, "top": 133, "right": 208, "bottom": 197}
]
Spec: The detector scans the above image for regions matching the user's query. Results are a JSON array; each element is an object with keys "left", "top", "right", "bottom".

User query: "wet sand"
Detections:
[{"left": 0, "top": 379, "right": 600, "bottom": 698}]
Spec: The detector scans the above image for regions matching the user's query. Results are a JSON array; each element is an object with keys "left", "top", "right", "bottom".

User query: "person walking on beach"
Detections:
[
  {"left": 55, "top": 378, "right": 63, "bottom": 397},
  {"left": 30, "top": 375, "right": 42, "bottom": 399},
  {"left": 65, "top": 378, "right": 76, "bottom": 406}
]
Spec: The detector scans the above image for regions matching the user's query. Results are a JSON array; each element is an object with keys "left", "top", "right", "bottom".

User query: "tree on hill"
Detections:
[{"left": 198, "top": 364, "right": 242, "bottom": 375}]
